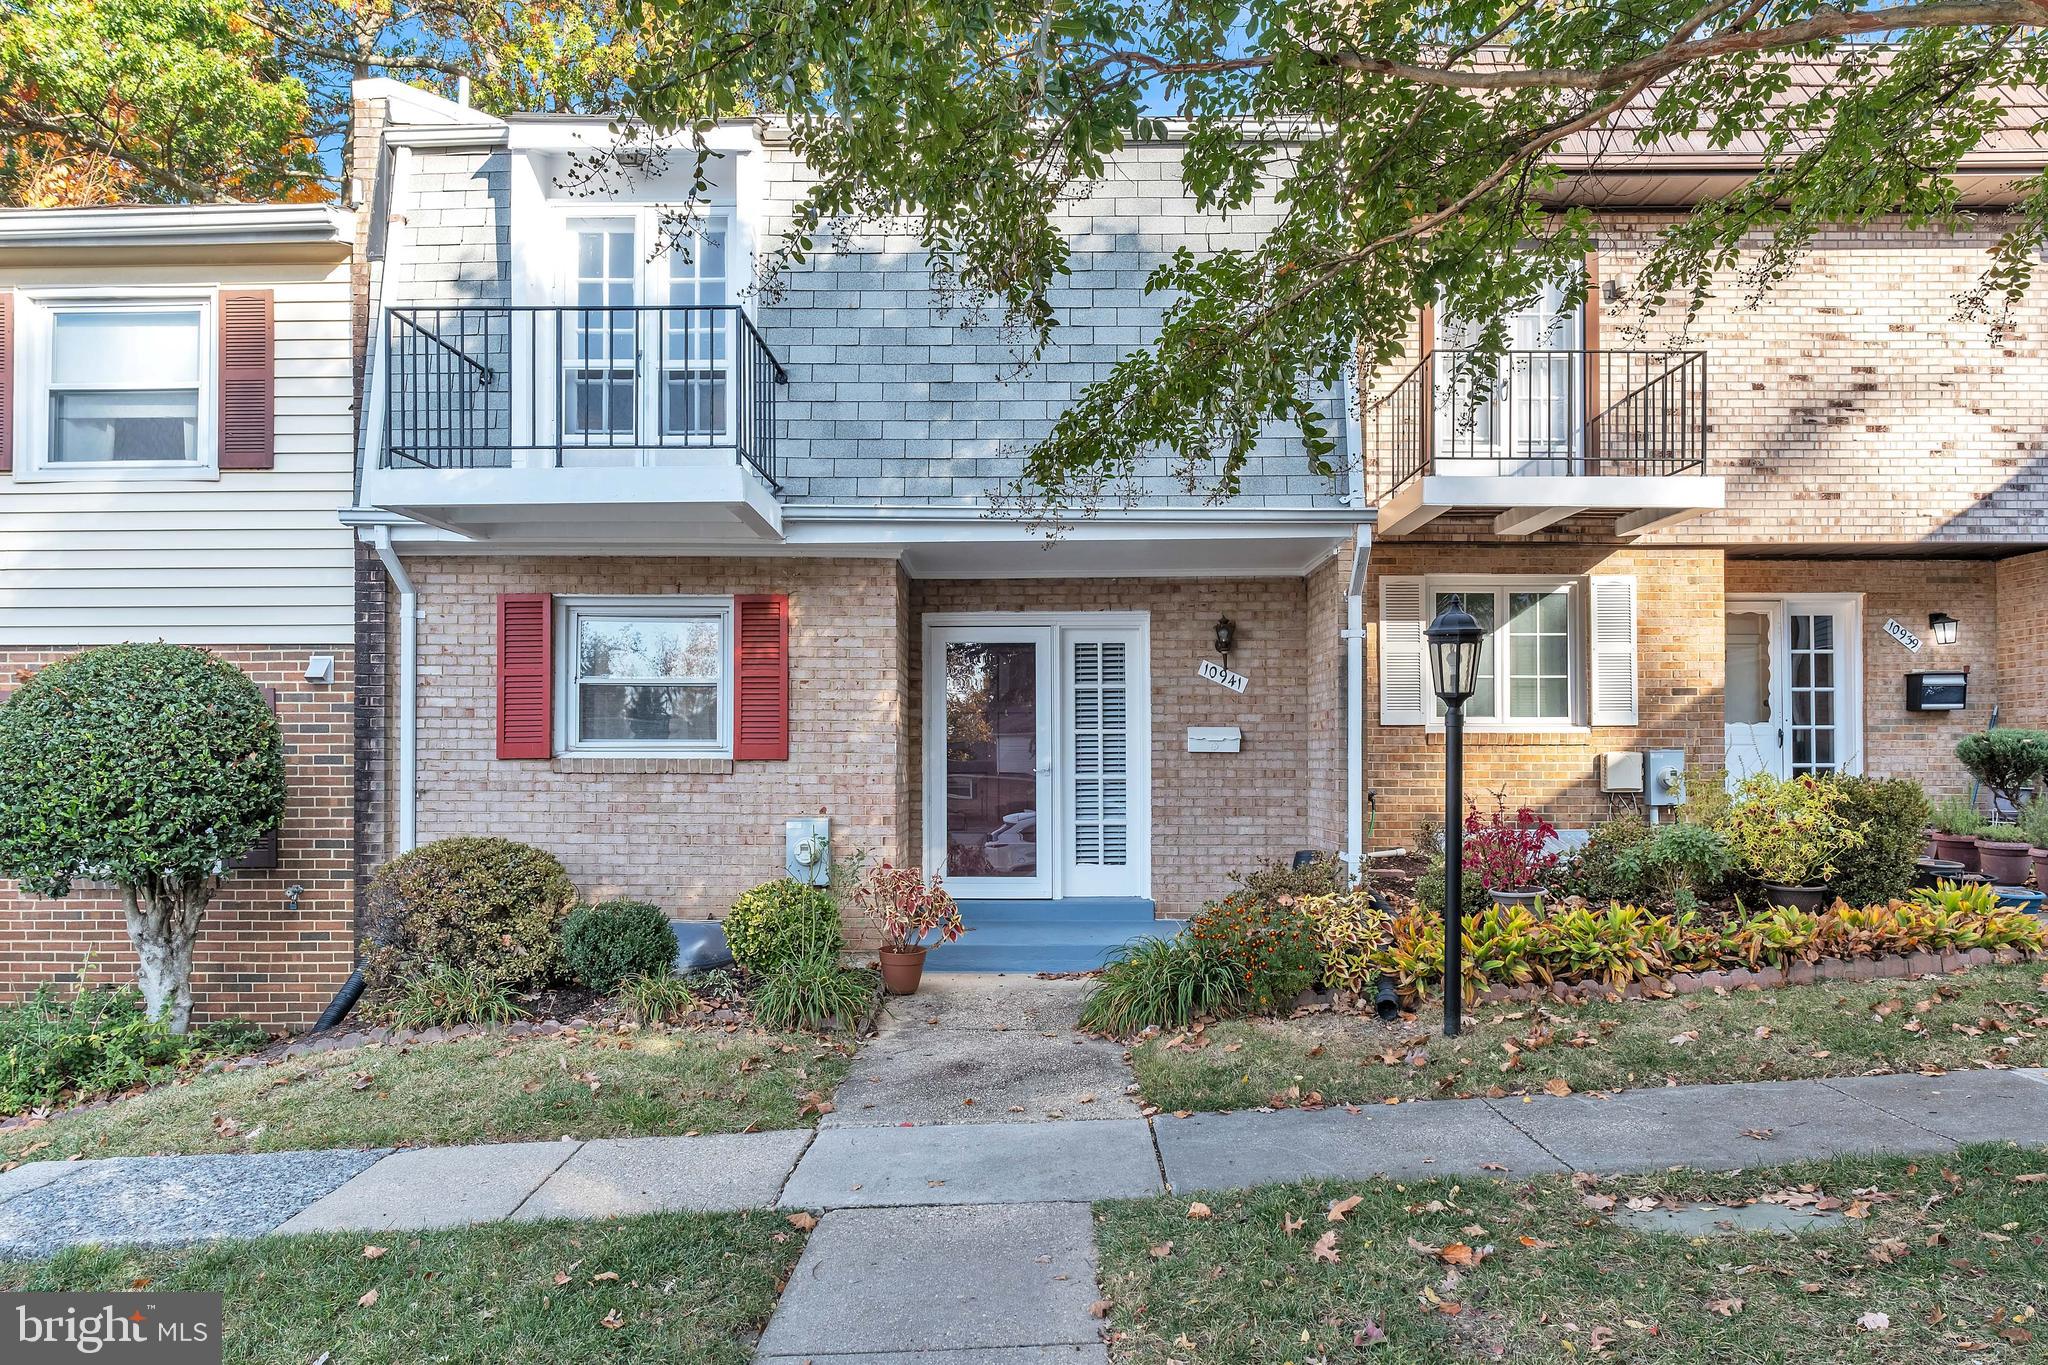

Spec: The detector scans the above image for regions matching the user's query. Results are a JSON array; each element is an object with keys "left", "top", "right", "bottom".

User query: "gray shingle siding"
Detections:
[{"left": 393, "top": 139, "right": 1349, "bottom": 509}]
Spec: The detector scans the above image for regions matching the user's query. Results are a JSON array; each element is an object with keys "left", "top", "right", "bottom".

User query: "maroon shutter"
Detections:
[
  {"left": 233, "top": 687, "right": 283, "bottom": 870},
  {"left": 218, "top": 289, "right": 275, "bottom": 469},
  {"left": 0, "top": 291, "right": 13, "bottom": 473},
  {"left": 497, "top": 593, "right": 554, "bottom": 759},
  {"left": 733, "top": 593, "right": 790, "bottom": 761}
]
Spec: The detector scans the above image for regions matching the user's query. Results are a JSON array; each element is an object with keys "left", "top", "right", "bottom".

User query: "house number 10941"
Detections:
[{"left": 1198, "top": 659, "right": 1249, "bottom": 694}]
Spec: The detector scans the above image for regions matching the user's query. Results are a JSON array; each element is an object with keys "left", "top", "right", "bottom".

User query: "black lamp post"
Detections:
[{"left": 1426, "top": 594, "right": 1486, "bottom": 1038}]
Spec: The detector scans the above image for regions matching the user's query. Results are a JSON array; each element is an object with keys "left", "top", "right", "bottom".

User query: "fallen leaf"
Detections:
[
  {"left": 1706, "top": 1297, "right": 1743, "bottom": 1318},
  {"left": 590, "top": 1271, "right": 619, "bottom": 1283},
  {"left": 786, "top": 1212, "right": 818, "bottom": 1231},
  {"left": 1149, "top": 1241, "right": 1174, "bottom": 1259},
  {"left": 1439, "top": 1241, "right": 1492, "bottom": 1267},
  {"left": 1741, "top": 1128, "right": 1774, "bottom": 1141},
  {"left": 1857, "top": 1312, "right": 1890, "bottom": 1332},
  {"left": 1187, "top": 1202, "right": 1213, "bottom": 1220},
  {"left": 1282, "top": 1214, "right": 1306, "bottom": 1236},
  {"left": 1311, "top": 1230, "right": 1341, "bottom": 1263},
  {"left": 1327, "top": 1195, "right": 1364, "bottom": 1222},
  {"left": 361, "top": 1245, "right": 388, "bottom": 1260},
  {"left": 1543, "top": 1077, "right": 1572, "bottom": 1097},
  {"left": 1588, "top": 1326, "right": 1616, "bottom": 1353},
  {"left": 600, "top": 1309, "right": 626, "bottom": 1331},
  {"left": 356, "top": 1288, "right": 379, "bottom": 1309},
  {"left": 1088, "top": 1299, "right": 1114, "bottom": 1319}
]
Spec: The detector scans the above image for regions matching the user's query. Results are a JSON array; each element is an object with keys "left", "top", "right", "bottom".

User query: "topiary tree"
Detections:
[
  {"left": 0, "top": 644, "right": 284, "bottom": 1034},
  {"left": 1956, "top": 730, "right": 2048, "bottom": 816}
]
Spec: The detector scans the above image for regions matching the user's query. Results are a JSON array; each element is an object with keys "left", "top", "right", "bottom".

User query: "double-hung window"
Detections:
[
  {"left": 560, "top": 598, "right": 732, "bottom": 756},
  {"left": 1429, "top": 582, "right": 1579, "bottom": 726},
  {"left": 23, "top": 296, "right": 215, "bottom": 477}
]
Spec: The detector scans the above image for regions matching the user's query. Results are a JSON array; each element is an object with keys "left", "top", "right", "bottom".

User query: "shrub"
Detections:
[
  {"left": 1610, "top": 821, "right": 1733, "bottom": 911},
  {"left": 1726, "top": 772, "right": 1865, "bottom": 887},
  {"left": 1415, "top": 853, "right": 1492, "bottom": 918},
  {"left": 561, "top": 898, "right": 677, "bottom": 991},
  {"left": 751, "top": 953, "right": 877, "bottom": 1034},
  {"left": 1187, "top": 895, "right": 1321, "bottom": 1012},
  {"left": 1979, "top": 823, "right": 2030, "bottom": 844},
  {"left": 1461, "top": 795, "right": 1560, "bottom": 891},
  {"left": 1828, "top": 777, "right": 1932, "bottom": 908},
  {"left": 616, "top": 973, "right": 700, "bottom": 1025},
  {"left": 1929, "top": 793, "right": 1988, "bottom": 838},
  {"left": 1374, "top": 908, "right": 1447, "bottom": 996},
  {"left": 848, "top": 861, "right": 965, "bottom": 950},
  {"left": 1295, "top": 889, "right": 1396, "bottom": 995},
  {"left": 1956, "top": 729, "right": 2048, "bottom": 813},
  {"left": 1079, "top": 937, "right": 1242, "bottom": 1035},
  {"left": 384, "top": 963, "right": 526, "bottom": 1029},
  {"left": 1227, "top": 852, "right": 1352, "bottom": 903},
  {"left": 363, "top": 837, "right": 577, "bottom": 995},
  {"left": 724, "top": 879, "right": 842, "bottom": 974},
  {"left": 1555, "top": 813, "right": 1657, "bottom": 903},
  {"left": 0, "top": 644, "right": 285, "bottom": 1033},
  {"left": 0, "top": 985, "right": 259, "bottom": 1115},
  {"left": 2022, "top": 797, "right": 2048, "bottom": 850}
]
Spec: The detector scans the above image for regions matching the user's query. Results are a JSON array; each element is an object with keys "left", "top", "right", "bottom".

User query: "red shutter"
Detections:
[
  {"left": 218, "top": 289, "right": 275, "bottom": 469},
  {"left": 733, "top": 593, "right": 790, "bottom": 761},
  {"left": 497, "top": 593, "right": 554, "bottom": 760},
  {"left": 0, "top": 291, "right": 13, "bottom": 473}
]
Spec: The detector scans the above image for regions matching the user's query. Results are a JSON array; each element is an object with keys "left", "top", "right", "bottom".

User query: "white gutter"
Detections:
[
  {"left": 0, "top": 202, "right": 352, "bottom": 249},
  {"left": 372, "top": 527, "right": 419, "bottom": 855},
  {"left": 1343, "top": 526, "right": 1372, "bottom": 882}
]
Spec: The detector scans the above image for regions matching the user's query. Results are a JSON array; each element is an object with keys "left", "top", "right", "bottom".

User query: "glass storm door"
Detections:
[
  {"left": 933, "top": 627, "right": 1054, "bottom": 898},
  {"left": 1725, "top": 598, "right": 1857, "bottom": 785},
  {"left": 1723, "top": 602, "right": 1783, "bottom": 784}
]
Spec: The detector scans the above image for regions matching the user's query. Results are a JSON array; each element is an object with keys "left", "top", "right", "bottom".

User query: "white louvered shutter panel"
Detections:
[
  {"left": 1069, "top": 641, "right": 1131, "bottom": 867},
  {"left": 1588, "top": 576, "right": 1639, "bottom": 727},
  {"left": 1379, "top": 577, "right": 1429, "bottom": 726}
]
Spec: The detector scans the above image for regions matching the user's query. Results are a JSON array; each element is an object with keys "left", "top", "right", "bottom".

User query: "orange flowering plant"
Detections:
[{"left": 850, "top": 860, "right": 966, "bottom": 951}]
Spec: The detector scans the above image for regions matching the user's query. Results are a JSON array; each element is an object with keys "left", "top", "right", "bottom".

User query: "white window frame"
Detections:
[
  {"left": 12, "top": 288, "right": 220, "bottom": 483},
  {"left": 555, "top": 595, "right": 734, "bottom": 758},
  {"left": 1424, "top": 576, "right": 1585, "bottom": 733}
]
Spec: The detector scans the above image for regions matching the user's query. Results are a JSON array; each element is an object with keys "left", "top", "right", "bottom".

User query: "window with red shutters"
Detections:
[
  {"left": 218, "top": 289, "right": 274, "bottom": 470},
  {"left": 497, "top": 593, "right": 554, "bottom": 759},
  {"left": 732, "top": 593, "right": 789, "bottom": 761}
]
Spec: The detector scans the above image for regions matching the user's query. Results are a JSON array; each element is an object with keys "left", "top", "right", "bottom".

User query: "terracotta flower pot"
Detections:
[
  {"left": 1761, "top": 882, "right": 1829, "bottom": 913},
  {"left": 1488, "top": 887, "right": 1545, "bottom": 910},
  {"left": 1931, "top": 832, "right": 1981, "bottom": 873},
  {"left": 2032, "top": 848, "right": 2048, "bottom": 892},
  {"left": 1977, "top": 839, "right": 2033, "bottom": 886},
  {"left": 878, "top": 945, "right": 928, "bottom": 995}
]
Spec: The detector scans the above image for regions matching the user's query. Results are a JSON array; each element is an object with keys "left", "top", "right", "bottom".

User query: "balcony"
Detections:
[
  {"left": 363, "top": 305, "right": 788, "bottom": 543},
  {"left": 1368, "top": 348, "right": 1724, "bottom": 536}
]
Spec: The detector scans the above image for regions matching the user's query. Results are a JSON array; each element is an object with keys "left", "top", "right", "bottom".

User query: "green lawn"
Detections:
[
  {"left": 1130, "top": 963, "right": 2048, "bottom": 1112},
  {"left": 3, "top": 1027, "right": 851, "bottom": 1165},
  {"left": 2, "top": 1209, "right": 803, "bottom": 1365},
  {"left": 1096, "top": 1145, "right": 2048, "bottom": 1363}
]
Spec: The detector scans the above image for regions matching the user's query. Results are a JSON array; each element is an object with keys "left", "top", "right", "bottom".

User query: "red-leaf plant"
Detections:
[
  {"left": 851, "top": 860, "right": 967, "bottom": 952},
  {"left": 1462, "top": 794, "right": 1561, "bottom": 892}
]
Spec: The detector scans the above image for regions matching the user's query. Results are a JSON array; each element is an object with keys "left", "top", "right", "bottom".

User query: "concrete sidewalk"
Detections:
[{"left": 4, "top": 1068, "right": 2046, "bottom": 1257}]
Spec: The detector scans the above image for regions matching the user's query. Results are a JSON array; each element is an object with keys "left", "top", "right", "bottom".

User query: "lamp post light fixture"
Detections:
[
  {"left": 1213, "top": 617, "right": 1237, "bottom": 664},
  {"left": 1425, "top": 594, "right": 1486, "bottom": 1038},
  {"left": 1928, "top": 612, "right": 1959, "bottom": 647}
]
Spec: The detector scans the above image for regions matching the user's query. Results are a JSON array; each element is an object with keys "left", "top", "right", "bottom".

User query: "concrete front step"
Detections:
[
  {"left": 927, "top": 901, "right": 1185, "bottom": 973},
  {"left": 951, "top": 896, "right": 1164, "bottom": 925}
]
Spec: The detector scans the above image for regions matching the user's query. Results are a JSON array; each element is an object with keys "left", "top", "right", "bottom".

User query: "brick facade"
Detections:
[
  {"left": 1363, "top": 545, "right": 1726, "bottom": 845},
  {"left": 0, "top": 647, "right": 356, "bottom": 1031}
]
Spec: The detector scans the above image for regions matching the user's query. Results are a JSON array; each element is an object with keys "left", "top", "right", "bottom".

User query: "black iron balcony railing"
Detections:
[
  {"left": 382, "top": 304, "right": 788, "bottom": 489},
  {"left": 1368, "top": 348, "right": 1707, "bottom": 498}
]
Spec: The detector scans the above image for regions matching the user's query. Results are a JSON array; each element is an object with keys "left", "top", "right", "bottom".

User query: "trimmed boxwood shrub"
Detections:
[
  {"left": 363, "top": 837, "right": 577, "bottom": 993},
  {"left": 1829, "top": 775, "right": 1932, "bottom": 908},
  {"left": 723, "top": 879, "right": 841, "bottom": 973},
  {"left": 562, "top": 898, "right": 678, "bottom": 991}
]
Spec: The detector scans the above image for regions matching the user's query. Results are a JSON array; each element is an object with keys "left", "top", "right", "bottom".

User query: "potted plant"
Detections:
[
  {"left": 1976, "top": 823, "right": 2035, "bottom": 885},
  {"left": 1928, "top": 793, "right": 1987, "bottom": 872},
  {"left": 850, "top": 860, "right": 965, "bottom": 995},
  {"left": 2023, "top": 799, "right": 2048, "bottom": 891},
  {"left": 1462, "top": 794, "right": 1561, "bottom": 909},
  {"left": 1955, "top": 729, "right": 2048, "bottom": 821},
  {"left": 1727, "top": 772, "right": 1865, "bottom": 911}
]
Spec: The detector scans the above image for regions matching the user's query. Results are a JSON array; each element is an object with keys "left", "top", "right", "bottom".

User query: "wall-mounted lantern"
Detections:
[{"left": 1928, "top": 612, "right": 1960, "bottom": 647}]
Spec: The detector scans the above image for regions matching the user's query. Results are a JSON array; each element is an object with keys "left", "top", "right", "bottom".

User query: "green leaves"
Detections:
[
  {"left": 0, "top": 644, "right": 285, "bottom": 901},
  {"left": 620, "top": 0, "right": 2048, "bottom": 511}
]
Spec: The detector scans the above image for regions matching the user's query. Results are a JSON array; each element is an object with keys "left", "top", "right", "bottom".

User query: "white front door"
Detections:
[
  {"left": 1724, "top": 595, "right": 1862, "bottom": 785},
  {"left": 925, "top": 615, "right": 1150, "bottom": 900}
]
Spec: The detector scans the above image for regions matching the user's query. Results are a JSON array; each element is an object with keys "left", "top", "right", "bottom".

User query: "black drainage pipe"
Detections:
[
  {"left": 1372, "top": 974, "right": 1401, "bottom": 1022},
  {"left": 313, "top": 968, "right": 366, "bottom": 1032}
]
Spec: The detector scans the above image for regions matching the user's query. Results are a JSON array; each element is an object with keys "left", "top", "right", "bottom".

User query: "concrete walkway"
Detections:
[{"left": 4, "top": 980, "right": 2048, "bottom": 1357}]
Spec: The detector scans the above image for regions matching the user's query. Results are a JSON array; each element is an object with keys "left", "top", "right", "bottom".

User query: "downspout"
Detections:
[
  {"left": 373, "top": 526, "right": 418, "bottom": 854},
  {"left": 1343, "top": 526, "right": 1371, "bottom": 882}
]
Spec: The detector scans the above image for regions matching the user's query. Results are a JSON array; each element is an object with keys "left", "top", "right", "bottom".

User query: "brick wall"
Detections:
[
  {"left": 908, "top": 578, "right": 1319, "bottom": 918},
  {"left": 1304, "top": 552, "right": 1348, "bottom": 851},
  {"left": 0, "top": 647, "right": 356, "bottom": 1031},
  {"left": 1996, "top": 551, "right": 2048, "bottom": 730},
  {"left": 399, "top": 556, "right": 910, "bottom": 943},
  {"left": 1726, "top": 558, "right": 2001, "bottom": 799},
  {"left": 1364, "top": 546, "right": 1725, "bottom": 845}
]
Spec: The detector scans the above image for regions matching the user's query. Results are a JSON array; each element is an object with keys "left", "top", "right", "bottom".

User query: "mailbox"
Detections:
[{"left": 1905, "top": 671, "right": 1968, "bottom": 712}]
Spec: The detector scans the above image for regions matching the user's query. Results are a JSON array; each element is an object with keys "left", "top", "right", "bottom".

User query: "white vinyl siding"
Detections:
[{"left": 0, "top": 260, "right": 355, "bottom": 644}]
